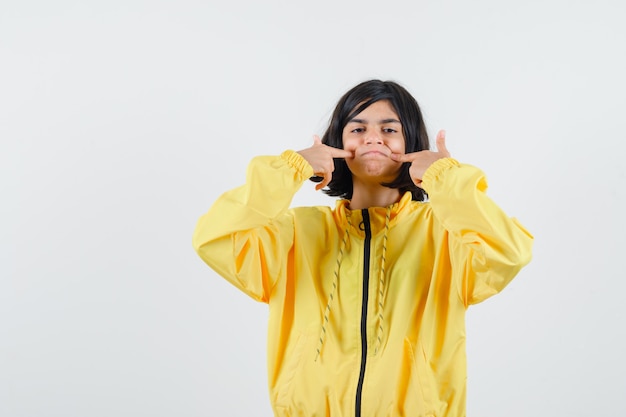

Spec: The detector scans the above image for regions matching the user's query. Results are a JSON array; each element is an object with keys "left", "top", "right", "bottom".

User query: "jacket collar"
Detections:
[{"left": 334, "top": 191, "right": 415, "bottom": 235}]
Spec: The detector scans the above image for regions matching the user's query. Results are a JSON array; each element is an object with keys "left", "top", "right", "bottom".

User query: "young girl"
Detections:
[{"left": 193, "top": 80, "right": 533, "bottom": 417}]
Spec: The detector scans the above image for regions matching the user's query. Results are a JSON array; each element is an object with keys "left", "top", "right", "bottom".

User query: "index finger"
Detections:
[
  {"left": 329, "top": 147, "right": 354, "bottom": 159},
  {"left": 390, "top": 152, "right": 418, "bottom": 163}
]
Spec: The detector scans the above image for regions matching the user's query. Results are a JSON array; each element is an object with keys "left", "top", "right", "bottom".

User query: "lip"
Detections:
[{"left": 360, "top": 150, "right": 389, "bottom": 157}]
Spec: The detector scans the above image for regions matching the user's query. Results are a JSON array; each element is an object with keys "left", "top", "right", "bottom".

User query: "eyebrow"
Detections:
[{"left": 348, "top": 118, "right": 401, "bottom": 124}]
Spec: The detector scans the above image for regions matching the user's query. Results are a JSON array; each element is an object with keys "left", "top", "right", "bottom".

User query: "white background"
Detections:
[{"left": 2, "top": 0, "right": 625, "bottom": 416}]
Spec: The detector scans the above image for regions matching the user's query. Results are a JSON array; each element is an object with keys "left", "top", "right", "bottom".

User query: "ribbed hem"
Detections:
[
  {"left": 421, "top": 157, "right": 460, "bottom": 188},
  {"left": 281, "top": 150, "right": 315, "bottom": 179}
]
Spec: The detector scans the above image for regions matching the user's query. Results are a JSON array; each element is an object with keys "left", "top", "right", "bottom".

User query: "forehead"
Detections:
[{"left": 348, "top": 99, "right": 400, "bottom": 121}]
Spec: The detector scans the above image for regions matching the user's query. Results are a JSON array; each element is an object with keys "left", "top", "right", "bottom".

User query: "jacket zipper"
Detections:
[{"left": 355, "top": 209, "right": 371, "bottom": 417}]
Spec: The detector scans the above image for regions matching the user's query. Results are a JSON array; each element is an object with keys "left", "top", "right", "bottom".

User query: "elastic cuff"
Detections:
[
  {"left": 280, "top": 150, "right": 315, "bottom": 179},
  {"left": 421, "top": 157, "right": 460, "bottom": 188}
]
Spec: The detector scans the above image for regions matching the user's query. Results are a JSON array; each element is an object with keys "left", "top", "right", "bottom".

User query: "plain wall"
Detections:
[{"left": 2, "top": 0, "right": 625, "bottom": 415}]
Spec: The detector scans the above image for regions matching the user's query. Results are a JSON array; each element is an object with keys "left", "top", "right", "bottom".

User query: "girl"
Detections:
[{"left": 193, "top": 79, "right": 533, "bottom": 417}]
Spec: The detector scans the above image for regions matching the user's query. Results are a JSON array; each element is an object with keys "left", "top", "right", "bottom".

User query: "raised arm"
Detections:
[
  {"left": 192, "top": 151, "right": 314, "bottom": 302},
  {"left": 193, "top": 139, "right": 352, "bottom": 303},
  {"left": 394, "top": 131, "right": 533, "bottom": 306}
]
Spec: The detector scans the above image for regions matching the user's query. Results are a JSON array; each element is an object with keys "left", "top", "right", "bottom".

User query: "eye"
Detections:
[
  {"left": 350, "top": 127, "right": 365, "bottom": 133},
  {"left": 383, "top": 128, "right": 398, "bottom": 133}
]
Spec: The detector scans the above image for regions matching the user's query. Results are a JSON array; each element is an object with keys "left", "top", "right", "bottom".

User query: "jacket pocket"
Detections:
[
  {"left": 405, "top": 339, "right": 442, "bottom": 416},
  {"left": 275, "top": 332, "right": 308, "bottom": 408}
]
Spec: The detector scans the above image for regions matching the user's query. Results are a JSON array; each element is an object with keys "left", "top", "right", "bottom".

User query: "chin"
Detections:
[
  {"left": 359, "top": 167, "right": 399, "bottom": 183},
  {"left": 348, "top": 161, "right": 400, "bottom": 180},
  {"left": 368, "top": 161, "right": 398, "bottom": 175}
]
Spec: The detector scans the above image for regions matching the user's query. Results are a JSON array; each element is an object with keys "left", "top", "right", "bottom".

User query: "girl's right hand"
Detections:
[{"left": 297, "top": 135, "right": 353, "bottom": 190}]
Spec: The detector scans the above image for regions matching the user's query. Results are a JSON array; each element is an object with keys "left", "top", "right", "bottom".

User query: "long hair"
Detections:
[{"left": 320, "top": 80, "right": 430, "bottom": 201}]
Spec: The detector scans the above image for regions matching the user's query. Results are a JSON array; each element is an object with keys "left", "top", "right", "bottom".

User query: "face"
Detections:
[{"left": 342, "top": 99, "right": 405, "bottom": 183}]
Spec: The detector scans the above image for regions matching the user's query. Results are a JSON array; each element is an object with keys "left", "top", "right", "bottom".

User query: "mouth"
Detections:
[{"left": 360, "top": 150, "right": 389, "bottom": 158}]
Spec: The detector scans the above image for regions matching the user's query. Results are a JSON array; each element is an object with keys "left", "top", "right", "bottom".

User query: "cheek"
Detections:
[
  {"left": 389, "top": 138, "right": 405, "bottom": 153},
  {"left": 342, "top": 137, "right": 357, "bottom": 151}
]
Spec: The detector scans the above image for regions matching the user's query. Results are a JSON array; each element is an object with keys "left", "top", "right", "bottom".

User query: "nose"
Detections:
[{"left": 364, "top": 132, "right": 383, "bottom": 145}]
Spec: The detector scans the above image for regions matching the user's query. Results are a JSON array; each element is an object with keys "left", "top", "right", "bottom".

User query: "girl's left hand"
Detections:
[{"left": 390, "top": 130, "right": 451, "bottom": 188}]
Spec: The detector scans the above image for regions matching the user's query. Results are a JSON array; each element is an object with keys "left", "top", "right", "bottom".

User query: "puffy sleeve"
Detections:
[
  {"left": 421, "top": 158, "right": 534, "bottom": 306},
  {"left": 192, "top": 150, "right": 314, "bottom": 303}
]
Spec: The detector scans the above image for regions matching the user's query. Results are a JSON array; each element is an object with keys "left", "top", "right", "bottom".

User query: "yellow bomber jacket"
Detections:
[{"left": 193, "top": 150, "right": 533, "bottom": 417}]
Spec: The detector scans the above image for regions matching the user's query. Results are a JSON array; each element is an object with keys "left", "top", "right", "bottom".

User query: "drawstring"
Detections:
[
  {"left": 315, "top": 205, "right": 391, "bottom": 361},
  {"left": 374, "top": 206, "right": 391, "bottom": 355},
  {"left": 315, "top": 212, "right": 352, "bottom": 361}
]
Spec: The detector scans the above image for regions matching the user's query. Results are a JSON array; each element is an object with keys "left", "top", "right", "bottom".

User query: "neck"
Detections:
[{"left": 349, "top": 180, "right": 402, "bottom": 210}]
